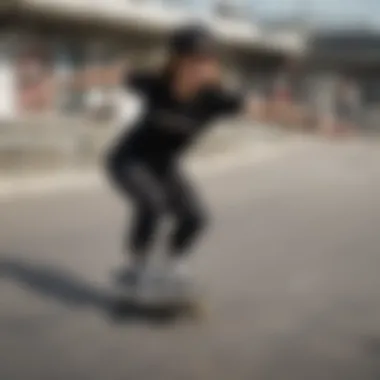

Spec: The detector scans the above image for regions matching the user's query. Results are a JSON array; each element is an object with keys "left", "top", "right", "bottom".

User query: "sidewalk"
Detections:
[
  {"left": 0, "top": 119, "right": 288, "bottom": 173},
  {"left": 0, "top": 131, "right": 303, "bottom": 202}
]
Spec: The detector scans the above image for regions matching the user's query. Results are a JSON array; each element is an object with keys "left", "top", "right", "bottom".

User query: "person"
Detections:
[{"left": 106, "top": 24, "right": 256, "bottom": 291}]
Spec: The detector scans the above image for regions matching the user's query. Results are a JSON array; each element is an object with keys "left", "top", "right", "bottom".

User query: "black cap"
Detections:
[{"left": 169, "top": 25, "right": 218, "bottom": 57}]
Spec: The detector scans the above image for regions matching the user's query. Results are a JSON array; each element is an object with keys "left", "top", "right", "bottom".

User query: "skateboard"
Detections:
[{"left": 112, "top": 277, "right": 206, "bottom": 321}]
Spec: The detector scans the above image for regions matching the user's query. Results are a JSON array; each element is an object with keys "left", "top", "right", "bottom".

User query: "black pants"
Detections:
[{"left": 107, "top": 152, "right": 208, "bottom": 260}]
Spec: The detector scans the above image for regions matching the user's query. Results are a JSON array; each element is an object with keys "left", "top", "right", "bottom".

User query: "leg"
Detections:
[
  {"left": 107, "top": 153, "right": 167, "bottom": 261},
  {"left": 128, "top": 203, "right": 161, "bottom": 260},
  {"left": 165, "top": 168, "right": 209, "bottom": 259}
]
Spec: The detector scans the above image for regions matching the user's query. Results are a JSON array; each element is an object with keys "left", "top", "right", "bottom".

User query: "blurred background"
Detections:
[
  {"left": 2, "top": 0, "right": 380, "bottom": 172},
  {"left": 1, "top": 1, "right": 380, "bottom": 380}
]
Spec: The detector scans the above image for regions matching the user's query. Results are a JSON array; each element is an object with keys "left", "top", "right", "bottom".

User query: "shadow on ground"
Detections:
[{"left": 0, "top": 256, "right": 189, "bottom": 325}]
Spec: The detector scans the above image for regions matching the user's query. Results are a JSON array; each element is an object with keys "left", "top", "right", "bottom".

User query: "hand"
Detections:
[{"left": 197, "top": 60, "right": 221, "bottom": 86}]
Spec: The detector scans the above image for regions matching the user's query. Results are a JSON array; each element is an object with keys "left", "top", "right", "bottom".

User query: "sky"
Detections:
[
  {"left": 158, "top": 0, "right": 380, "bottom": 28},
  {"left": 186, "top": 0, "right": 380, "bottom": 28},
  {"left": 252, "top": 0, "right": 378, "bottom": 26}
]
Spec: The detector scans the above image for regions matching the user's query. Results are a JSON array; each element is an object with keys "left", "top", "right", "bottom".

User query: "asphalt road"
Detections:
[{"left": 1, "top": 138, "right": 380, "bottom": 380}]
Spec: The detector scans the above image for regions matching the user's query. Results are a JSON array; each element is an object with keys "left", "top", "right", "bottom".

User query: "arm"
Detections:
[
  {"left": 209, "top": 87, "right": 262, "bottom": 120},
  {"left": 116, "top": 67, "right": 154, "bottom": 128}
]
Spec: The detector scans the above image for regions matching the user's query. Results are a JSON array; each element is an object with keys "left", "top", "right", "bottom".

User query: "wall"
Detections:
[{"left": 0, "top": 35, "right": 17, "bottom": 121}]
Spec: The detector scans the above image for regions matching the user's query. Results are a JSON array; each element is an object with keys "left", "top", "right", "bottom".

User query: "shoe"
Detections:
[
  {"left": 115, "top": 257, "right": 147, "bottom": 288},
  {"left": 135, "top": 269, "right": 169, "bottom": 303},
  {"left": 115, "top": 267, "right": 140, "bottom": 287},
  {"left": 163, "top": 260, "right": 195, "bottom": 300}
]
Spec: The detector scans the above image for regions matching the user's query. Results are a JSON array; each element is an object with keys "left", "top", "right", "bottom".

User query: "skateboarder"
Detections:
[{"left": 107, "top": 24, "right": 256, "bottom": 293}]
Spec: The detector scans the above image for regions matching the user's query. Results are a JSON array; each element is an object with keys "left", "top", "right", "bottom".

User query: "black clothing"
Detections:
[
  {"left": 117, "top": 71, "right": 243, "bottom": 162},
  {"left": 108, "top": 157, "right": 207, "bottom": 258},
  {"left": 169, "top": 24, "right": 217, "bottom": 57},
  {"left": 107, "top": 70, "right": 243, "bottom": 258}
]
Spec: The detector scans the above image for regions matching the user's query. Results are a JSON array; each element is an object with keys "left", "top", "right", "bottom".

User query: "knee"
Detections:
[
  {"left": 179, "top": 208, "right": 209, "bottom": 234},
  {"left": 105, "top": 150, "right": 123, "bottom": 185},
  {"left": 140, "top": 195, "right": 166, "bottom": 221}
]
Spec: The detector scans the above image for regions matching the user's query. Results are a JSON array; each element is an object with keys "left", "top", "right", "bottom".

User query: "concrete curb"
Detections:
[
  {"left": 0, "top": 122, "right": 287, "bottom": 173},
  {"left": 0, "top": 139, "right": 302, "bottom": 202}
]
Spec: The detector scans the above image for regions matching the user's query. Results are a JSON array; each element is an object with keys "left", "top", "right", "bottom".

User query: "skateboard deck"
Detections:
[{"left": 112, "top": 281, "right": 206, "bottom": 321}]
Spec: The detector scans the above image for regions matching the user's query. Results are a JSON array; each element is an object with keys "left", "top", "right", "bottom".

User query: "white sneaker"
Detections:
[
  {"left": 126, "top": 258, "right": 147, "bottom": 285},
  {"left": 134, "top": 266, "right": 169, "bottom": 303},
  {"left": 170, "top": 259, "right": 190, "bottom": 276},
  {"left": 163, "top": 260, "right": 195, "bottom": 300},
  {"left": 135, "top": 260, "right": 196, "bottom": 303}
]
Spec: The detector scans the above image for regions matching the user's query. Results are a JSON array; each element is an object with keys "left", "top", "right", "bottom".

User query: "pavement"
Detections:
[
  {"left": 1, "top": 137, "right": 380, "bottom": 380},
  {"left": 0, "top": 119, "right": 285, "bottom": 175},
  {"left": 0, "top": 124, "right": 293, "bottom": 201}
]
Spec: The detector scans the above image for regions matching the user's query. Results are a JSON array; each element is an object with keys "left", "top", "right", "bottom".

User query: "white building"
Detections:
[{"left": 0, "top": 0, "right": 306, "bottom": 121}]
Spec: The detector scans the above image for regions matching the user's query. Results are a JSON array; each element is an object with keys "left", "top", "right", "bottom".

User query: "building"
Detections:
[
  {"left": 304, "top": 29, "right": 380, "bottom": 131},
  {"left": 0, "top": 0, "right": 306, "bottom": 122}
]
